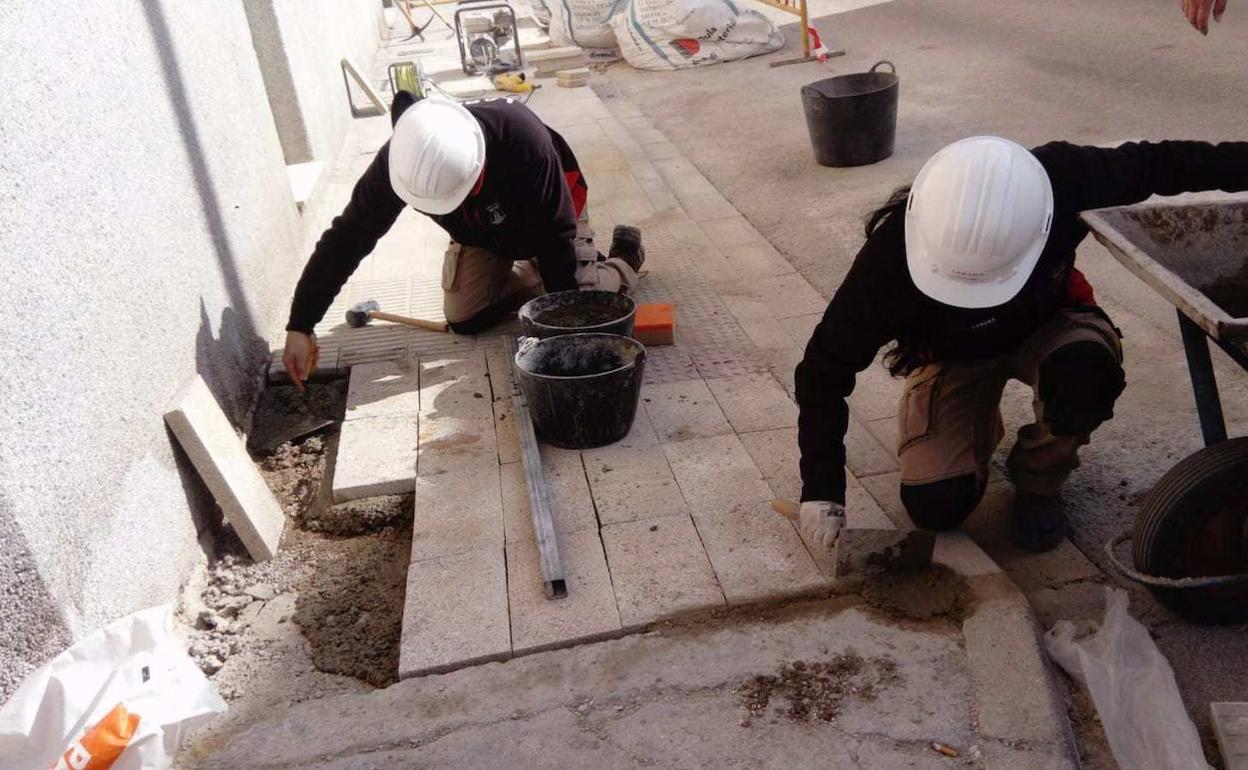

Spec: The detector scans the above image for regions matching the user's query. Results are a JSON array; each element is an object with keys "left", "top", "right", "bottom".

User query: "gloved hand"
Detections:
[{"left": 799, "top": 501, "right": 847, "bottom": 551}]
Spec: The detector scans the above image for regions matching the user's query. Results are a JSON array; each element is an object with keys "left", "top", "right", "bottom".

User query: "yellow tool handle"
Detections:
[
  {"left": 368, "top": 310, "right": 449, "bottom": 333},
  {"left": 771, "top": 499, "right": 799, "bottom": 521}
]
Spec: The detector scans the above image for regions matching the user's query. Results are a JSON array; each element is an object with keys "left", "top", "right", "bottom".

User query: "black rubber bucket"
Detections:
[
  {"left": 514, "top": 333, "right": 646, "bottom": 449},
  {"left": 519, "top": 290, "right": 636, "bottom": 339},
  {"left": 801, "top": 60, "right": 898, "bottom": 167}
]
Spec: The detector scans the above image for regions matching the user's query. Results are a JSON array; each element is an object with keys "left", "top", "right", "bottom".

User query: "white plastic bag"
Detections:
[
  {"left": 0, "top": 605, "right": 226, "bottom": 770},
  {"left": 1045, "top": 588, "right": 1212, "bottom": 770},
  {"left": 610, "top": 0, "right": 783, "bottom": 71}
]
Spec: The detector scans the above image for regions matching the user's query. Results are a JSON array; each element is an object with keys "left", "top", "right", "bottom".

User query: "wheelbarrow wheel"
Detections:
[{"left": 1133, "top": 437, "right": 1248, "bottom": 624}]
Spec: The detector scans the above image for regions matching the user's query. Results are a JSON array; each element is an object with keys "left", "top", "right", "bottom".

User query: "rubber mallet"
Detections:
[{"left": 346, "top": 300, "right": 449, "bottom": 333}]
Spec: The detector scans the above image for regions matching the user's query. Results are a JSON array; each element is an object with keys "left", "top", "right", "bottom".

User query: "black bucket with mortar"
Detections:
[
  {"left": 801, "top": 60, "right": 899, "bottom": 167},
  {"left": 514, "top": 333, "right": 646, "bottom": 449},
  {"left": 519, "top": 290, "right": 636, "bottom": 339}
]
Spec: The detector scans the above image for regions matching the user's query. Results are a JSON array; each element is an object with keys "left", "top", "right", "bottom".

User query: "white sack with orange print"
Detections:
[{"left": 0, "top": 605, "right": 226, "bottom": 770}]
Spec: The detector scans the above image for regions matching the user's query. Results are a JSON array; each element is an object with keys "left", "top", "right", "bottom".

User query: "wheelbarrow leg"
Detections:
[{"left": 1177, "top": 310, "right": 1227, "bottom": 447}]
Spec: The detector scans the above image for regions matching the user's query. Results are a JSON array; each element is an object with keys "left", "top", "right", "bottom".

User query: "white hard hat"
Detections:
[
  {"left": 904, "top": 136, "right": 1054, "bottom": 309},
  {"left": 388, "top": 98, "right": 485, "bottom": 215}
]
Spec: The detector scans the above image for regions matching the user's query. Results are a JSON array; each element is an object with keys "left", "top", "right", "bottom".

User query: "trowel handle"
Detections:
[
  {"left": 771, "top": 499, "right": 800, "bottom": 522},
  {"left": 368, "top": 310, "right": 449, "bottom": 333}
]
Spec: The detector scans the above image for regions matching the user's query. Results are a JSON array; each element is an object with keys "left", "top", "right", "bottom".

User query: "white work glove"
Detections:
[{"left": 799, "top": 501, "right": 846, "bottom": 551}]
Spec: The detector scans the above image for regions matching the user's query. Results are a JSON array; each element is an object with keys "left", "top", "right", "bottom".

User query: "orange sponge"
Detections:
[{"left": 634, "top": 303, "right": 675, "bottom": 346}]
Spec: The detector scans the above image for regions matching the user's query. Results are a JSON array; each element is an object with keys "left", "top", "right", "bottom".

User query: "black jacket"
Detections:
[
  {"left": 287, "top": 99, "right": 586, "bottom": 333},
  {"left": 795, "top": 140, "right": 1248, "bottom": 504}
]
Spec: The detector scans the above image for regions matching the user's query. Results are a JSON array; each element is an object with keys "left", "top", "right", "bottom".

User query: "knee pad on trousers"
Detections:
[
  {"left": 1038, "top": 340, "right": 1125, "bottom": 436},
  {"left": 900, "top": 474, "right": 985, "bottom": 531}
]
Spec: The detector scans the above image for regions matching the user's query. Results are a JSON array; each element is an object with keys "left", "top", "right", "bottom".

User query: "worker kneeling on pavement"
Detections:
[
  {"left": 795, "top": 136, "right": 1248, "bottom": 553},
  {"left": 282, "top": 93, "right": 645, "bottom": 381}
]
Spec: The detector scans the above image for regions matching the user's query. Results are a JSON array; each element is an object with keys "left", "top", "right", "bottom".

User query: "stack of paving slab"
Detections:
[
  {"left": 526, "top": 46, "right": 589, "bottom": 77},
  {"left": 556, "top": 67, "right": 590, "bottom": 88}
]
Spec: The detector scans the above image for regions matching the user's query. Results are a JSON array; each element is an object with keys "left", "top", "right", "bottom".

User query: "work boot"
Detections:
[
  {"left": 1010, "top": 491, "right": 1067, "bottom": 553},
  {"left": 609, "top": 225, "right": 645, "bottom": 273}
]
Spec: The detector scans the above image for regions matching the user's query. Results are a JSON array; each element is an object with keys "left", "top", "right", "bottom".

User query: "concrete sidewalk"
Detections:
[{"left": 185, "top": 14, "right": 1080, "bottom": 769}]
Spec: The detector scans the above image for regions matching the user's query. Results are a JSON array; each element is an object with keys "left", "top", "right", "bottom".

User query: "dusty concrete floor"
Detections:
[
  {"left": 602, "top": 0, "right": 1248, "bottom": 763},
  {"left": 178, "top": 596, "right": 1044, "bottom": 770}
]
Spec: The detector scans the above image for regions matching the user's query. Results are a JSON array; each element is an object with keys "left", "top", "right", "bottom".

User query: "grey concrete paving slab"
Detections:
[
  {"left": 705, "top": 372, "right": 799, "bottom": 433},
  {"left": 599, "top": 514, "right": 725, "bottom": 628},
  {"left": 640, "top": 378, "right": 734, "bottom": 442},
  {"left": 332, "top": 413, "right": 419, "bottom": 502},
  {"left": 418, "top": 354, "right": 493, "bottom": 421},
  {"left": 845, "top": 413, "right": 901, "bottom": 477},
  {"left": 689, "top": 497, "right": 827, "bottom": 604},
  {"left": 398, "top": 548, "right": 509, "bottom": 678},
  {"left": 416, "top": 413, "right": 498, "bottom": 478},
  {"left": 663, "top": 434, "right": 774, "bottom": 513},
  {"left": 343, "top": 359, "right": 420, "bottom": 421},
  {"left": 582, "top": 444, "right": 687, "bottom": 526},
  {"left": 500, "top": 449, "right": 597, "bottom": 535},
  {"left": 505, "top": 528, "right": 623, "bottom": 654},
  {"left": 490, "top": 395, "right": 520, "bottom": 466},
  {"left": 164, "top": 376, "right": 286, "bottom": 561},
  {"left": 410, "top": 467, "right": 504, "bottom": 562}
]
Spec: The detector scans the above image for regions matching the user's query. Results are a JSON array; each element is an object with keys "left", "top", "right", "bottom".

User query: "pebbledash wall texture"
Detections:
[{"left": 0, "top": 0, "right": 382, "bottom": 701}]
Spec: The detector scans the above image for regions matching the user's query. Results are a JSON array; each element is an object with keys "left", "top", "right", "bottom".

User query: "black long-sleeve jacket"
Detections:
[
  {"left": 287, "top": 98, "right": 586, "bottom": 333},
  {"left": 795, "top": 140, "right": 1248, "bottom": 504}
]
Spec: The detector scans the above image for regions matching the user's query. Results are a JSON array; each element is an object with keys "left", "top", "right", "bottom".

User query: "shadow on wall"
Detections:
[
  {"left": 140, "top": 0, "right": 271, "bottom": 413},
  {"left": 0, "top": 490, "right": 74, "bottom": 704}
]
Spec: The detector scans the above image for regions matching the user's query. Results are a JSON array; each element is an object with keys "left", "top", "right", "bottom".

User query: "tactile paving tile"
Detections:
[{"left": 641, "top": 345, "right": 700, "bottom": 385}]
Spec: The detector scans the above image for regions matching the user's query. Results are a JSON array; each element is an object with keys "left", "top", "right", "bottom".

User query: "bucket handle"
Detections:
[{"left": 870, "top": 60, "right": 896, "bottom": 75}]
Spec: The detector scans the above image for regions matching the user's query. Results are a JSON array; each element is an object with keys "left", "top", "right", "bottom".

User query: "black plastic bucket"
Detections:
[
  {"left": 801, "top": 60, "right": 898, "bottom": 167},
  {"left": 519, "top": 290, "right": 636, "bottom": 339},
  {"left": 514, "top": 333, "right": 646, "bottom": 449}
]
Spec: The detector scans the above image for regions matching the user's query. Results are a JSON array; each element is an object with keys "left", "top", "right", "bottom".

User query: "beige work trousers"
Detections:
[
  {"left": 897, "top": 309, "right": 1123, "bottom": 496},
  {"left": 441, "top": 208, "right": 638, "bottom": 325}
]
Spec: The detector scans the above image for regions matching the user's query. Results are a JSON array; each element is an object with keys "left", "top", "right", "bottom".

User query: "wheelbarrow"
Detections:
[{"left": 1083, "top": 201, "right": 1248, "bottom": 624}]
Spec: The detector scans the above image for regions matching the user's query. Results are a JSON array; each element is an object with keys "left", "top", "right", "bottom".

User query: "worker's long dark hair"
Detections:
[{"left": 865, "top": 185, "right": 920, "bottom": 377}]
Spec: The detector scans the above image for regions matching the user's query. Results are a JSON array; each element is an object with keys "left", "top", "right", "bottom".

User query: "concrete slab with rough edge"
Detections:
[
  {"left": 600, "top": 515, "right": 725, "bottom": 628},
  {"left": 164, "top": 376, "right": 286, "bottom": 561},
  {"left": 344, "top": 359, "right": 420, "bottom": 421},
  {"left": 505, "top": 529, "right": 622, "bottom": 654},
  {"left": 963, "top": 592, "right": 1070, "bottom": 747},
  {"left": 410, "top": 467, "right": 504, "bottom": 562},
  {"left": 333, "top": 413, "right": 419, "bottom": 502},
  {"left": 1212, "top": 702, "right": 1248, "bottom": 770},
  {"left": 582, "top": 445, "right": 687, "bottom": 526},
  {"left": 705, "top": 372, "right": 798, "bottom": 433},
  {"left": 688, "top": 498, "right": 827, "bottom": 604},
  {"left": 398, "top": 548, "right": 510, "bottom": 678}
]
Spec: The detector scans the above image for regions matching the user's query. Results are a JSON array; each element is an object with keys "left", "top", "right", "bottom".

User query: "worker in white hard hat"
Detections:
[
  {"left": 282, "top": 93, "right": 644, "bottom": 385},
  {"left": 795, "top": 136, "right": 1248, "bottom": 553}
]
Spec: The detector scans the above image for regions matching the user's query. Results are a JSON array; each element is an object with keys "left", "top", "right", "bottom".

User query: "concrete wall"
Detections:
[
  {"left": 0, "top": 0, "right": 377, "bottom": 701},
  {"left": 245, "top": 0, "right": 385, "bottom": 164}
]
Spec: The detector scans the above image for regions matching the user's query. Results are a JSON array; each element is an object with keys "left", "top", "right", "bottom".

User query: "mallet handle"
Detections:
[{"left": 368, "top": 310, "right": 449, "bottom": 333}]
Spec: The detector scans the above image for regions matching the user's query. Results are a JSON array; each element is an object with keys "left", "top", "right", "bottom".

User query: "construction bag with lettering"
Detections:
[
  {"left": 611, "top": 0, "right": 783, "bottom": 71},
  {"left": 0, "top": 605, "right": 226, "bottom": 770},
  {"left": 546, "top": 0, "right": 623, "bottom": 60}
]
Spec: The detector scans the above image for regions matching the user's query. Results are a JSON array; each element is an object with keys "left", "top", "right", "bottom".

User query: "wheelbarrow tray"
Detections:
[{"left": 1082, "top": 200, "right": 1248, "bottom": 357}]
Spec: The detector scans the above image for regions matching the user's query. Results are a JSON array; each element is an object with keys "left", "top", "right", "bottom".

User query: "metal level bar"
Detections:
[
  {"left": 503, "top": 336, "right": 568, "bottom": 599},
  {"left": 1177, "top": 309, "right": 1228, "bottom": 447}
]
